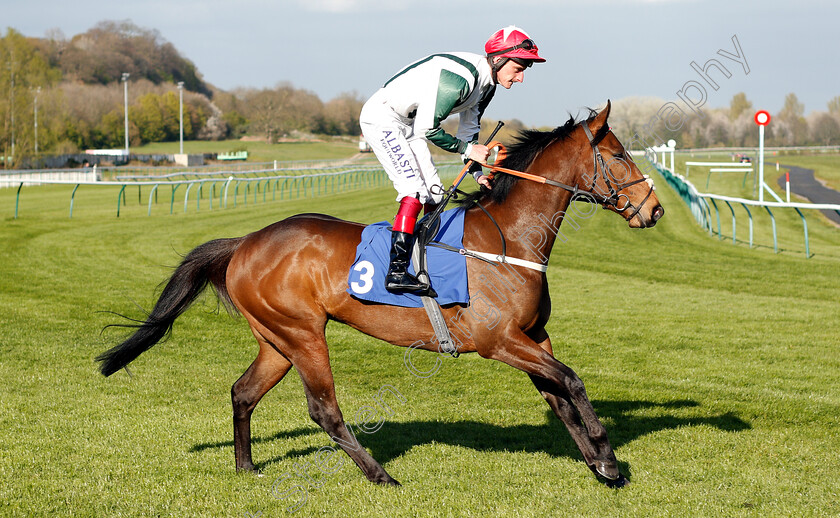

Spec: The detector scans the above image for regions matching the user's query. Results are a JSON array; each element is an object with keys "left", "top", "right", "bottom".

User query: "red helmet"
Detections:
[{"left": 485, "top": 26, "right": 545, "bottom": 63}]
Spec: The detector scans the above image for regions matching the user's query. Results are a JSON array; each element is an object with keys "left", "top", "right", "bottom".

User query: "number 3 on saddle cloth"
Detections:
[{"left": 347, "top": 208, "right": 469, "bottom": 308}]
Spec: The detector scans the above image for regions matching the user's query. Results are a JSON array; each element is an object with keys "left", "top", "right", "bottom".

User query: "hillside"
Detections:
[{"left": 0, "top": 21, "right": 365, "bottom": 166}]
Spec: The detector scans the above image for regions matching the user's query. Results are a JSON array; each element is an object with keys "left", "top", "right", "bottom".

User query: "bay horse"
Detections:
[{"left": 97, "top": 101, "right": 663, "bottom": 489}]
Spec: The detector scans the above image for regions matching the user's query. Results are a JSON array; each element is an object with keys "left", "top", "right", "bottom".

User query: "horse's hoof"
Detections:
[
  {"left": 599, "top": 473, "right": 629, "bottom": 489},
  {"left": 374, "top": 474, "right": 401, "bottom": 487},
  {"left": 590, "top": 460, "right": 629, "bottom": 489},
  {"left": 236, "top": 463, "right": 260, "bottom": 475},
  {"left": 592, "top": 460, "right": 620, "bottom": 481}
]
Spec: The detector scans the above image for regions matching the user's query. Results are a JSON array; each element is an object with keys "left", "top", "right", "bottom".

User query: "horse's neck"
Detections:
[{"left": 485, "top": 150, "right": 579, "bottom": 264}]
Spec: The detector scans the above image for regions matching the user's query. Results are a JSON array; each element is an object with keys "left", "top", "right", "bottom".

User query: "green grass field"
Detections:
[
  {"left": 777, "top": 155, "right": 840, "bottom": 192},
  {"left": 675, "top": 151, "right": 840, "bottom": 194},
  {"left": 668, "top": 153, "right": 840, "bottom": 258},
  {"left": 133, "top": 138, "right": 364, "bottom": 165},
  {"left": 1, "top": 156, "right": 839, "bottom": 517}
]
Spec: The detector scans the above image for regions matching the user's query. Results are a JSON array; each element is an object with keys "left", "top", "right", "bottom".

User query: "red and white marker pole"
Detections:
[
  {"left": 754, "top": 110, "right": 771, "bottom": 202},
  {"left": 786, "top": 171, "right": 790, "bottom": 203}
]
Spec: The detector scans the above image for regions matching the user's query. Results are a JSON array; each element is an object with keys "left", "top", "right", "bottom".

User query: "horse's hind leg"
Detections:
[
  {"left": 232, "top": 338, "right": 293, "bottom": 472},
  {"left": 287, "top": 329, "right": 400, "bottom": 486},
  {"left": 527, "top": 331, "right": 627, "bottom": 487}
]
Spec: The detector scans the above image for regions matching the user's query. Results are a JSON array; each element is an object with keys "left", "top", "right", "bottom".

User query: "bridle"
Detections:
[
  {"left": 579, "top": 123, "right": 655, "bottom": 221},
  {"left": 482, "top": 122, "right": 656, "bottom": 222}
]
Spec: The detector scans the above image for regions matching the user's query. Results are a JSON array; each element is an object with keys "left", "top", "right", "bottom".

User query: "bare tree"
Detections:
[
  {"left": 809, "top": 112, "right": 840, "bottom": 146},
  {"left": 321, "top": 91, "right": 363, "bottom": 135}
]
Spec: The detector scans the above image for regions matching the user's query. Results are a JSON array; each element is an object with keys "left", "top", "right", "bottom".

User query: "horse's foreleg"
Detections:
[
  {"left": 481, "top": 330, "right": 626, "bottom": 486},
  {"left": 529, "top": 372, "right": 626, "bottom": 485},
  {"left": 232, "top": 339, "right": 293, "bottom": 472},
  {"left": 291, "top": 336, "right": 400, "bottom": 487}
]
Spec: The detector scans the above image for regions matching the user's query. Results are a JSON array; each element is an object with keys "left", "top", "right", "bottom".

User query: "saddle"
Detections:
[
  {"left": 346, "top": 208, "right": 469, "bottom": 355},
  {"left": 347, "top": 209, "right": 469, "bottom": 305}
]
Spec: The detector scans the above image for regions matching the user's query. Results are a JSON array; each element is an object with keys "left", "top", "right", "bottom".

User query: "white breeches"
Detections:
[{"left": 360, "top": 95, "right": 443, "bottom": 204}]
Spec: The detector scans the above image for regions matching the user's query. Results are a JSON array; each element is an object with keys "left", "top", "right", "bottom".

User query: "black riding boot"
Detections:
[{"left": 385, "top": 230, "right": 431, "bottom": 294}]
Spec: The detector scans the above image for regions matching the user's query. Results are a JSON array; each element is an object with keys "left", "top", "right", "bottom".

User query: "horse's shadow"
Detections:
[{"left": 190, "top": 398, "right": 750, "bottom": 473}]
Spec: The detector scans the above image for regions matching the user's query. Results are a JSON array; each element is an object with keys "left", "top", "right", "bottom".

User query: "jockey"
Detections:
[{"left": 359, "top": 25, "right": 546, "bottom": 295}]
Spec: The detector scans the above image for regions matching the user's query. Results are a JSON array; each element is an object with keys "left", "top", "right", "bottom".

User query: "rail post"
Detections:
[
  {"left": 223, "top": 177, "right": 233, "bottom": 208},
  {"left": 763, "top": 206, "right": 778, "bottom": 253},
  {"left": 148, "top": 184, "right": 160, "bottom": 216},
  {"left": 724, "top": 200, "right": 736, "bottom": 244},
  {"left": 184, "top": 183, "right": 195, "bottom": 213},
  {"left": 14, "top": 182, "right": 23, "bottom": 219},
  {"left": 70, "top": 184, "right": 80, "bottom": 218},
  {"left": 170, "top": 184, "right": 180, "bottom": 214},
  {"left": 710, "top": 199, "right": 722, "bottom": 240},
  {"left": 117, "top": 184, "right": 128, "bottom": 217},
  {"left": 740, "top": 203, "right": 753, "bottom": 248},
  {"left": 793, "top": 207, "right": 810, "bottom": 258}
]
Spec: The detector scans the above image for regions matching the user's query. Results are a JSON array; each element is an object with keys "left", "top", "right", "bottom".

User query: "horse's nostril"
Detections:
[{"left": 652, "top": 206, "right": 664, "bottom": 222}]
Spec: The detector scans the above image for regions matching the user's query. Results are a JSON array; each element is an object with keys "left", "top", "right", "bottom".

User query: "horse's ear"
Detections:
[{"left": 589, "top": 100, "right": 611, "bottom": 134}]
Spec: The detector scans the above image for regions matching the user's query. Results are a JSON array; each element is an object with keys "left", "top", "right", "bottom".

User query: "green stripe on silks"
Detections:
[
  {"left": 384, "top": 53, "right": 479, "bottom": 87},
  {"left": 425, "top": 69, "right": 471, "bottom": 153}
]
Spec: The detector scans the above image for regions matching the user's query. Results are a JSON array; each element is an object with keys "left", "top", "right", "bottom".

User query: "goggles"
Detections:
[{"left": 487, "top": 39, "right": 536, "bottom": 58}]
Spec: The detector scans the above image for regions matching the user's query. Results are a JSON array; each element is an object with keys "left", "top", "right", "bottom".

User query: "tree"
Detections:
[
  {"left": 828, "top": 96, "right": 840, "bottom": 115},
  {"left": 0, "top": 28, "right": 61, "bottom": 166},
  {"left": 132, "top": 93, "right": 166, "bottom": 142},
  {"left": 243, "top": 88, "right": 288, "bottom": 143},
  {"left": 238, "top": 83, "right": 325, "bottom": 142},
  {"left": 730, "top": 110, "right": 758, "bottom": 147},
  {"left": 779, "top": 93, "right": 804, "bottom": 120},
  {"left": 59, "top": 20, "right": 212, "bottom": 97},
  {"left": 809, "top": 113, "right": 840, "bottom": 146},
  {"left": 222, "top": 110, "right": 248, "bottom": 139},
  {"left": 702, "top": 110, "right": 731, "bottom": 147},
  {"left": 728, "top": 92, "right": 752, "bottom": 121},
  {"left": 186, "top": 97, "right": 208, "bottom": 140},
  {"left": 125, "top": 91, "right": 208, "bottom": 144},
  {"left": 777, "top": 93, "right": 807, "bottom": 146},
  {"left": 321, "top": 92, "right": 363, "bottom": 135}
]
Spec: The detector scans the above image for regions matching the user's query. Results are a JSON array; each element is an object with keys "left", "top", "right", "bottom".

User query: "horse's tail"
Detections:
[{"left": 96, "top": 237, "right": 243, "bottom": 377}]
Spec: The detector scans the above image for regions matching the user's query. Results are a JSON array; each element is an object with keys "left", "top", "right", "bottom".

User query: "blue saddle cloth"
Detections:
[{"left": 347, "top": 208, "right": 469, "bottom": 308}]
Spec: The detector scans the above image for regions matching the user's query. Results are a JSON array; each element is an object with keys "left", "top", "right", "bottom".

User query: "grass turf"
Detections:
[
  {"left": 133, "top": 138, "right": 362, "bottom": 164},
  {"left": 0, "top": 159, "right": 838, "bottom": 517},
  {"left": 670, "top": 153, "right": 840, "bottom": 256}
]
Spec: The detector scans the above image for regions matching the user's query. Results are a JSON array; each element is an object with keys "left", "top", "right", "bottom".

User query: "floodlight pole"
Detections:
[
  {"left": 177, "top": 81, "right": 184, "bottom": 154},
  {"left": 122, "top": 73, "right": 130, "bottom": 155},
  {"left": 9, "top": 60, "right": 15, "bottom": 159},
  {"left": 33, "top": 87, "right": 41, "bottom": 156}
]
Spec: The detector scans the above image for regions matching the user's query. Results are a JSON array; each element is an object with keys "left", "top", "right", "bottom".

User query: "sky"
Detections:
[{"left": 6, "top": 0, "right": 839, "bottom": 127}]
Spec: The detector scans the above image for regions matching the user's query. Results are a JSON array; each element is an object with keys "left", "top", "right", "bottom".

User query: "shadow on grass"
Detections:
[
  {"left": 189, "top": 427, "right": 321, "bottom": 453},
  {"left": 190, "top": 398, "right": 750, "bottom": 473},
  {"left": 711, "top": 233, "right": 808, "bottom": 257}
]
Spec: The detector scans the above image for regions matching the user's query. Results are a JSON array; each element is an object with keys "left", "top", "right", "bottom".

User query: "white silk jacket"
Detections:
[{"left": 366, "top": 52, "right": 496, "bottom": 155}]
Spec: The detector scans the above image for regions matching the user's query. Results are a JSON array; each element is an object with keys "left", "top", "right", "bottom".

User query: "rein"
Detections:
[
  {"left": 419, "top": 122, "right": 657, "bottom": 275},
  {"left": 480, "top": 124, "right": 655, "bottom": 219}
]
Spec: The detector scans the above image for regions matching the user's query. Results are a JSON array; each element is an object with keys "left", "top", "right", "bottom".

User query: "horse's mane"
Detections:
[{"left": 457, "top": 109, "right": 608, "bottom": 206}]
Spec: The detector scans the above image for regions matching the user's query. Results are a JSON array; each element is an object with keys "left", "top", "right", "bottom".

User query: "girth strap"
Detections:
[{"left": 410, "top": 242, "right": 460, "bottom": 357}]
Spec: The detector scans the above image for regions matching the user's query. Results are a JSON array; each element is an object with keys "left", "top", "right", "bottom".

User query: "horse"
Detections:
[{"left": 96, "top": 100, "right": 663, "bottom": 489}]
